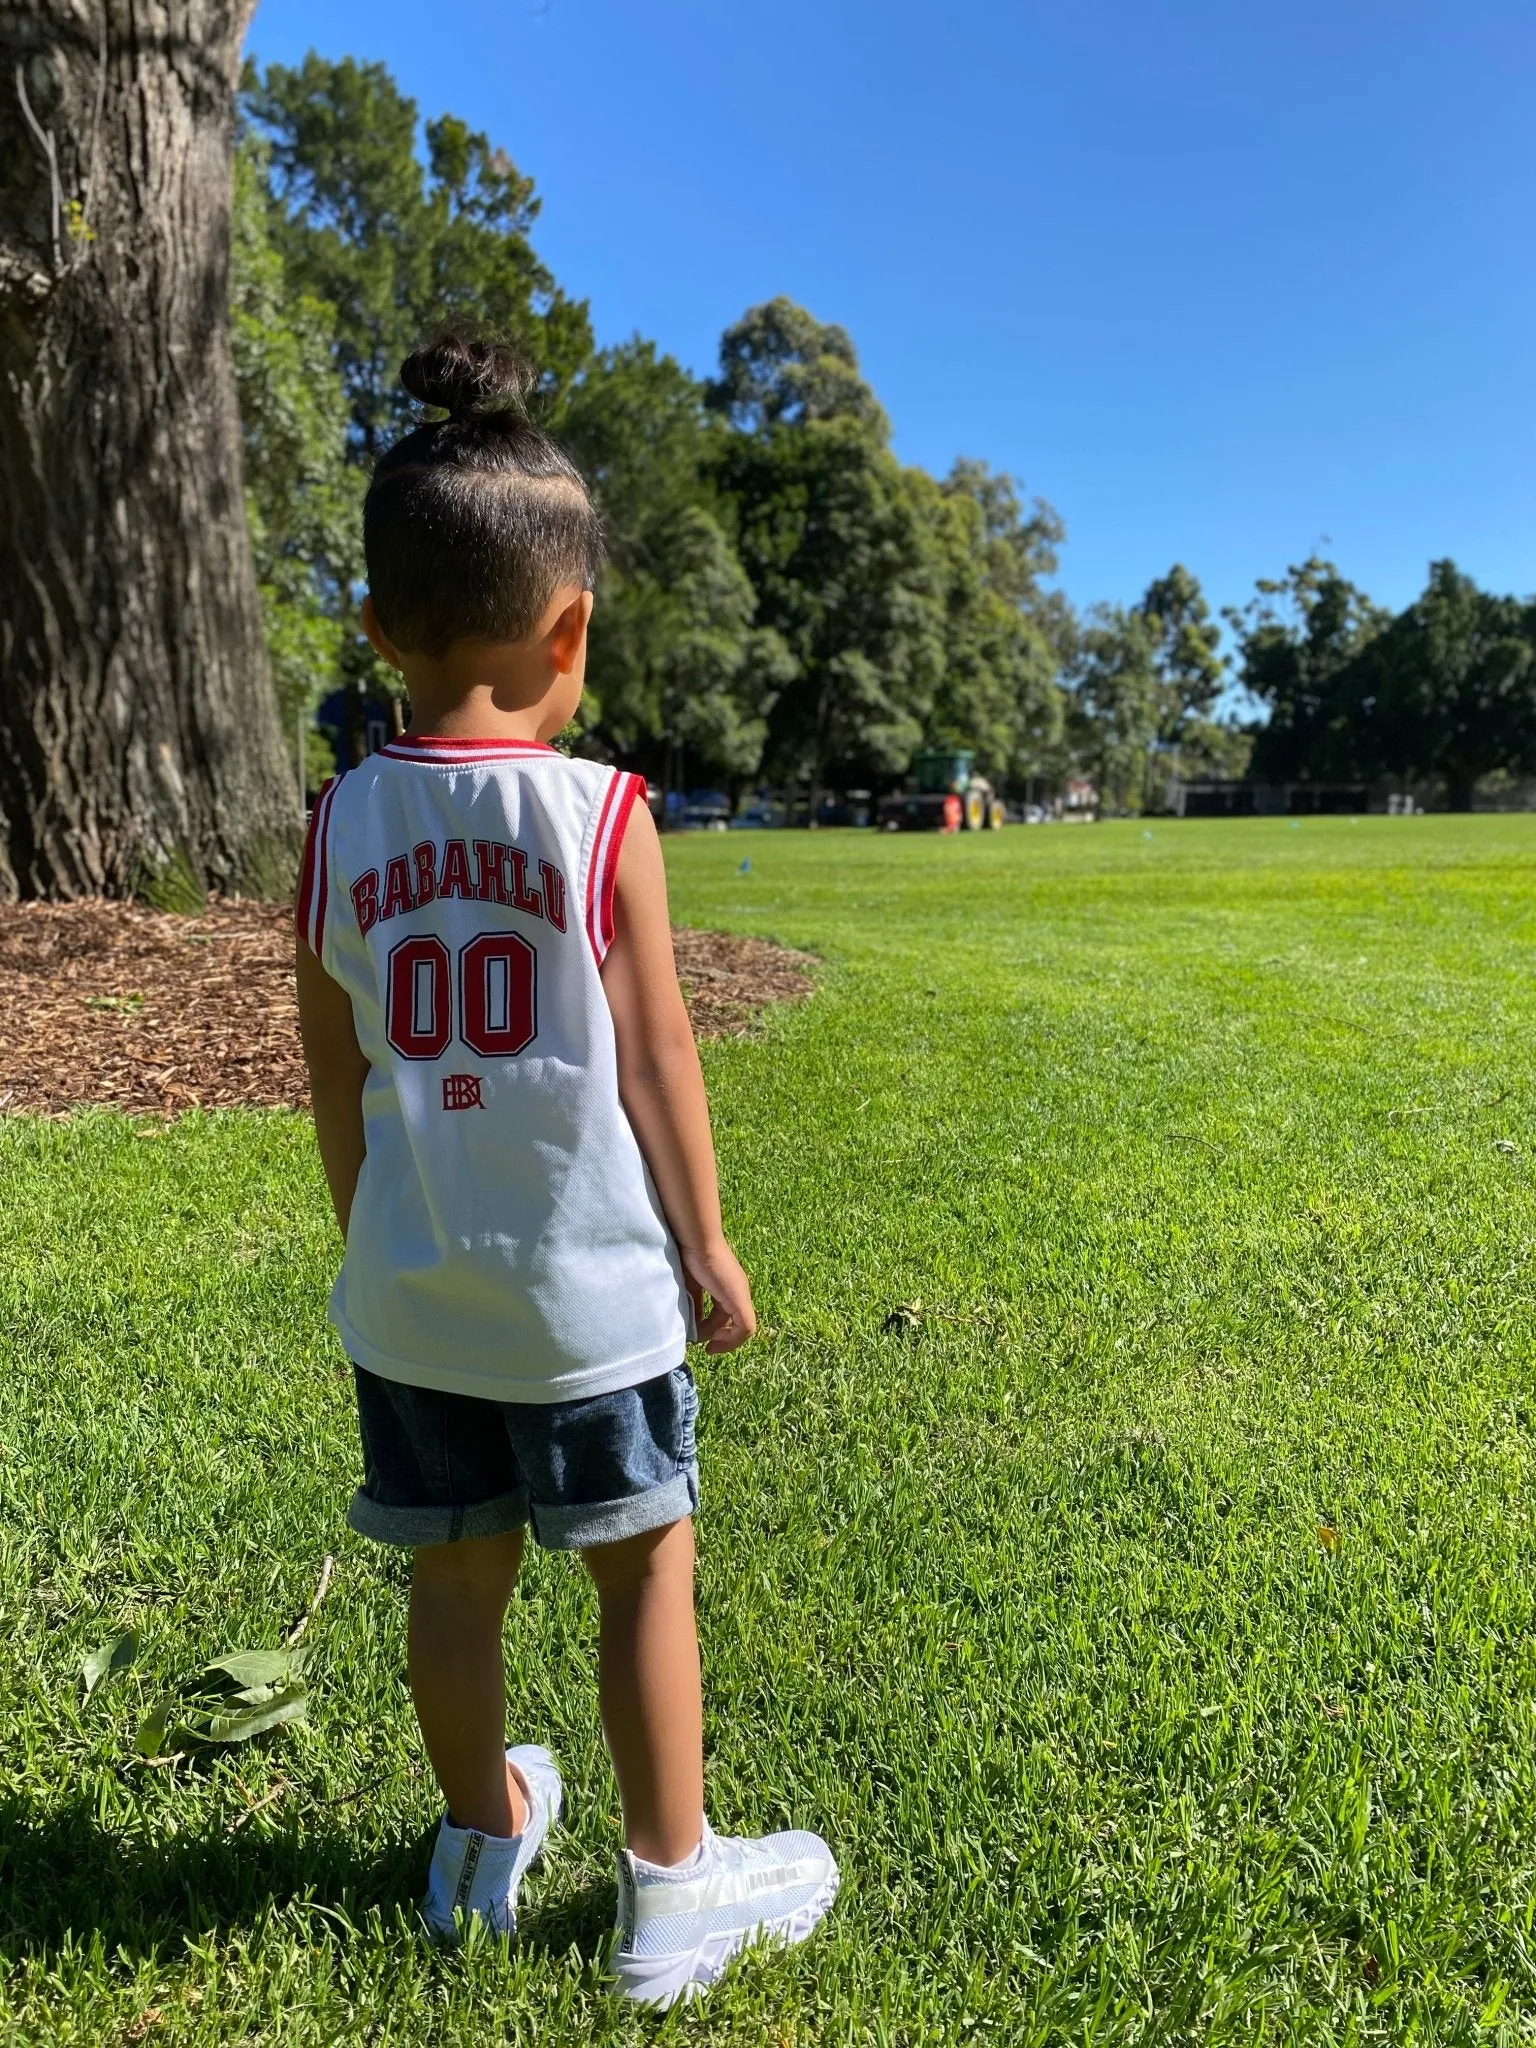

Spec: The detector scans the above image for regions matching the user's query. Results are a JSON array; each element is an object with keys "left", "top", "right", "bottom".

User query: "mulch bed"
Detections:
[{"left": 0, "top": 901, "right": 814, "bottom": 1117}]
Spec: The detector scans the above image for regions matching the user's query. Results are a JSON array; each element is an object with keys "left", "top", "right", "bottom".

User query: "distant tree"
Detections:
[
  {"left": 1135, "top": 564, "right": 1249, "bottom": 795},
  {"left": 1068, "top": 606, "right": 1161, "bottom": 815},
  {"left": 710, "top": 302, "right": 956, "bottom": 811},
  {"left": 1226, "top": 558, "right": 1390, "bottom": 782},
  {"left": 644, "top": 508, "right": 795, "bottom": 795},
  {"left": 707, "top": 296, "right": 888, "bottom": 439},
  {"left": 557, "top": 341, "right": 793, "bottom": 795},
  {"left": 0, "top": 1, "right": 298, "bottom": 900},
  {"left": 1338, "top": 561, "right": 1536, "bottom": 807},
  {"left": 241, "top": 56, "right": 592, "bottom": 461},
  {"left": 927, "top": 461, "right": 1067, "bottom": 782},
  {"left": 231, "top": 135, "right": 361, "bottom": 789},
  {"left": 239, "top": 57, "right": 597, "bottom": 754},
  {"left": 718, "top": 418, "right": 945, "bottom": 811}
]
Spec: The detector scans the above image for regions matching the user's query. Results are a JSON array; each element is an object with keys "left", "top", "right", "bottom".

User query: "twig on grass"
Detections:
[
  {"left": 304, "top": 1772, "right": 397, "bottom": 1813},
  {"left": 285, "top": 1554, "right": 335, "bottom": 1647},
  {"left": 881, "top": 1299, "right": 1000, "bottom": 1337},
  {"left": 228, "top": 1775, "right": 292, "bottom": 1833}
]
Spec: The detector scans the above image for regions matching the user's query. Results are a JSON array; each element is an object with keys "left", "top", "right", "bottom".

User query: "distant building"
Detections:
[
  {"left": 1172, "top": 779, "right": 1369, "bottom": 818},
  {"left": 317, "top": 685, "right": 401, "bottom": 773},
  {"left": 1171, "top": 775, "right": 1536, "bottom": 816}
]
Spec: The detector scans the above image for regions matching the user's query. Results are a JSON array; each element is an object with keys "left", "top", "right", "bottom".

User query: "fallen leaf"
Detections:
[
  {"left": 1316, "top": 1524, "right": 1340, "bottom": 1552},
  {"left": 81, "top": 1629, "right": 138, "bottom": 1698},
  {"left": 135, "top": 1646, "right": 310, "bottom": 1757}
]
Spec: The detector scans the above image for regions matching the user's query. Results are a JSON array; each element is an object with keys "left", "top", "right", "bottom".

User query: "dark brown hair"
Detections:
[{"left": 363, "top": 333, "right": 603, "bottom": 656}]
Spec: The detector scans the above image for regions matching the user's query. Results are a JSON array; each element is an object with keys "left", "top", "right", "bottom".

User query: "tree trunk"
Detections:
[
  {"left": 0, "top": 1, "right": 298, "bottom": 900},
  {"left": 656, "top": 736, "right": 672, "bottom": 831},
  {"left": 804, "top": 678, "right": 834, "bottom": 829}
]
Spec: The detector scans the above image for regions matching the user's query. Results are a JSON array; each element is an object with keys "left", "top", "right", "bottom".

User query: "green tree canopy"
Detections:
[
  {"left": 711, "top": 304, "right": 938, "bottom": 794},
  {"left": 1134, "top": 564, "right": 1250, "bottom": 786},
  {"left": 710, "top": 304, "right": 1072, "bottom": 802},
  {"left": 1068, "top": 606, "right": 1162, "bottom": 814},
  {"left": 925, "top": 461, "right": 1067, "bottom": 779},
  {"left": 556, "top": 341, "right": 793, "bottom": 788},
  {"left": 1228, "top": 558, "right": 1390, "bottom": 782},
  {"left": 1137, "top": 564, "right": 1223, "bottom": 718},
  {"left": 1334, "top": 561, "right": 1536, "bottom": 806},
  {"left": 230, "top": 134, "right": 362, "bottom": 761},
  {"left": 707, "top": 297, "right": 889, "bottom": 439},
  {"left": 241, "top": 56, "right": 592, "bottom": 460},
  {"left": 718, "top": 414, "right": 945, "bottom": 796}
]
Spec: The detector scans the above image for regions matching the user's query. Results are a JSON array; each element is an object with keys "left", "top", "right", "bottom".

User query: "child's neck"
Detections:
[
  {"left": 403, "top": 681, "right": 553, "bottom": 745},
  {"left": 398, "top": 653, "right": 568, "bottom": 747}
]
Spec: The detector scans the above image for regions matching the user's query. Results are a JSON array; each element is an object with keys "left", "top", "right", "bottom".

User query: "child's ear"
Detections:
[
  {"left": 549, "top": 590, "right": 594, "bottom": 676},
  {"left": 361, "top": 594, "right": 403, "bottom": 673}
]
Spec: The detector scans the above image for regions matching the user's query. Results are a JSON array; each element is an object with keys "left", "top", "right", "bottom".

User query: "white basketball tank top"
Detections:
[{"left": 297, "top": 734, "right": 690, "bottom": 1403}]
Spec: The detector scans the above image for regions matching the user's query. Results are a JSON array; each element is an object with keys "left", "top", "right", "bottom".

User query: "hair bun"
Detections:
[{"left": 401, "top": 332, "right": 537, "bottom": 419}]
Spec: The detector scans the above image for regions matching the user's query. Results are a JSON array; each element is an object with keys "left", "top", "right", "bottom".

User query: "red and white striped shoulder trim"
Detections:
[
  {"left": 381, "top": 734, "right": 558, "bottom": 766},
  {"left": 586, "top": 772, "right": 646, "bottom": 966},
  {"left": 296, "top": 774, "right": 341, "bottom": 963}
]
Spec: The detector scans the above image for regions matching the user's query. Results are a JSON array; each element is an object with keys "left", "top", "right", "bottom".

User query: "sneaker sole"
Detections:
[{"left": 611, "top": 1867, "right": 840, "bottom": 2008}]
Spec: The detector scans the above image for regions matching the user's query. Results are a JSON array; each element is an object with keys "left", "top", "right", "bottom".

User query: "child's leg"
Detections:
[
  {"left": 582, "top": 1516, "right": 703, "bottom": 1866},
  {"left": 410, "top": 1529, "right": 529, "bottom": 1837}
]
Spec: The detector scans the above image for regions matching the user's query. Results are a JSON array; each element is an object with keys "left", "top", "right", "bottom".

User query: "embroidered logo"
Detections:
[{"left": 442, "top": 1073, "right": 485, "bottom": 1111}]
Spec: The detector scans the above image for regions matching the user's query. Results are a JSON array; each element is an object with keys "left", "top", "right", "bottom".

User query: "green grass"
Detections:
[{"left": 6, "top": 815, "right": 1536, "bottom": 2044}]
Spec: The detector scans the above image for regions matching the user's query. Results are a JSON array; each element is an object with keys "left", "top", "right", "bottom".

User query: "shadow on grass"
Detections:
[{"left": 0, "top": 1794, "right": 615, "bottom": 1967}]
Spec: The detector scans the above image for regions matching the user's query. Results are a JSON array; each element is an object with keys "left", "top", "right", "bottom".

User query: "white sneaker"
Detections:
[
  {"left": 610, "top": 1819, "right": 839, "bottom": 2006},
  {"left": 422, "top": 1745, "right": 563, "bottom": 1940}
]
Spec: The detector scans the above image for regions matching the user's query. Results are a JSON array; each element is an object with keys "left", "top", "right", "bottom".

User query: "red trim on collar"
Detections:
[{"left": 382, "top": 733, "right": 558, "bottom": 757}]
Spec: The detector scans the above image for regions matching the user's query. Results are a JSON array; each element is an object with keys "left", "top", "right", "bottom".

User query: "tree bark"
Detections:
[{"left": 0, "top": 1, "right": 298, "bottom": 900}]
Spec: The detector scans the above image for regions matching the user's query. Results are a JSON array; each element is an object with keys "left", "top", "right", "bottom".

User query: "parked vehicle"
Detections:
[
  {"left": 652, "top": 788, "right": 734, "bottom": 830},
  {"left": 876, "top": 749, "right": 1006, "bottom": 832}
]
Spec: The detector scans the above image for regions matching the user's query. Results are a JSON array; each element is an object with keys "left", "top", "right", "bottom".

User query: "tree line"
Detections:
[
  {"left": 234, "top": 57, "right": 1257, "bottom": 811},
  {"left": 4, "top": 21, "right": 1530, "bottom": 904},
  {"left": 238, "top": 56, "right": 1536, "bottom": 819}
]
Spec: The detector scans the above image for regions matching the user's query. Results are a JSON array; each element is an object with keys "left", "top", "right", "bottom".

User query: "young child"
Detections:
[{"left": 295, "top": 333, "right": 837, "bottom": 2006}]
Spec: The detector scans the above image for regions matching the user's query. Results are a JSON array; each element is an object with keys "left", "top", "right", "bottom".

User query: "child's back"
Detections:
[{"left": 304, "top": 741, "right": 685, "bottom": 1400}]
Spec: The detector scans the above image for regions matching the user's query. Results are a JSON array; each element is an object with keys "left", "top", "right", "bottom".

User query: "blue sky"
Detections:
[{"left": 248, "top": 0, "right": 1534, "bottom": 636}]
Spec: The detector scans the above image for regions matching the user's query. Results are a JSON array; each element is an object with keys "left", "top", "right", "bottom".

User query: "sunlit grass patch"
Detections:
[{"left": 4, "top": 816, "right": 1536, "bottom": 2042}]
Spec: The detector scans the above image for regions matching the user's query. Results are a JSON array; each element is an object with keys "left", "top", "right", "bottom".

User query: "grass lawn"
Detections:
[{"left": 6, "top": 815, "right": 1536, "bottom": 2045}]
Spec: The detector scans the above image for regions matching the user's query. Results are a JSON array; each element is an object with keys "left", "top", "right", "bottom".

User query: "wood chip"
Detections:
[{"left": 0, "top": 901, "right": 814, "bottom": 1116}]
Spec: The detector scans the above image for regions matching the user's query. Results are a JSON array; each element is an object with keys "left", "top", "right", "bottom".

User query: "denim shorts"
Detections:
[{"left": 347, "top": 1364, "right": 699, "bottom": 1551}]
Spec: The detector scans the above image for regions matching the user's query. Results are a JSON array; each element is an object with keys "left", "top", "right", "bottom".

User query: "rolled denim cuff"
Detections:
[
  {"left": 529, "top": 1465, "right": 699, "bottom": 1551},
  {"left": 346, "top": 1484, "right": 530, "bottom": 1550}
]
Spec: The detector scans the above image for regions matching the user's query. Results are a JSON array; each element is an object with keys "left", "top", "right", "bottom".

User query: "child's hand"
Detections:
[{"left": 682, "top": 1241, "right": 757, "bottom": 1354}]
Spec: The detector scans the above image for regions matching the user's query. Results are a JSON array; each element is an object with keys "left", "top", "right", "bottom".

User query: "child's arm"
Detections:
[
  {"left": 296, "top": 937, "right": 370, "bottom": 1236},
  {"left": 602, "top": 803, "right": 757, "bottom": 1355}
]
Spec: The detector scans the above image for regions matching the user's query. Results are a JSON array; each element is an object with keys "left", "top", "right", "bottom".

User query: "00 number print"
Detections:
[{"left": 386, "top": 933, "right": 537, "bottom": 1060}]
